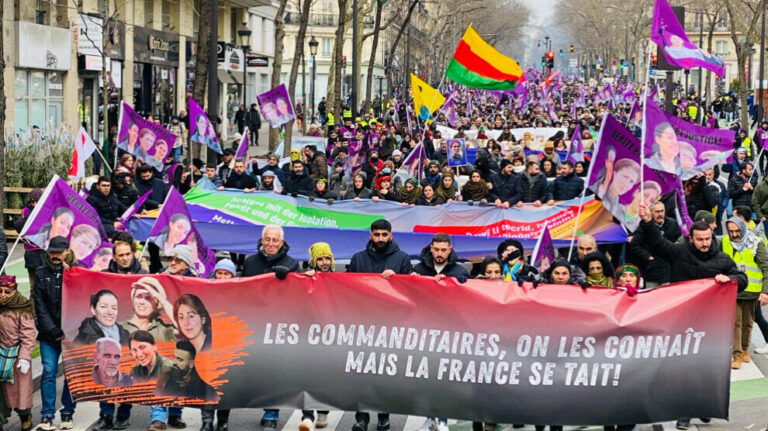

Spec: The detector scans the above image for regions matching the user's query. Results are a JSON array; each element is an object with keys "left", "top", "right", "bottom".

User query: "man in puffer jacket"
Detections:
[
  {"left": 550, "top": 161, "right": 584, "bottom": 201},
  {"left": 412, "top": 234, "right": 469, "bottom": 281}
]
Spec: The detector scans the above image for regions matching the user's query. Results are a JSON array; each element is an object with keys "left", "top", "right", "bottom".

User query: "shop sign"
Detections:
[{"left": 16, "top": 21, "right": 71, "bottom": 71}]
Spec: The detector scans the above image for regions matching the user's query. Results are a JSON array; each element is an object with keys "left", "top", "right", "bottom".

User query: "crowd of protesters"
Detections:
[{"left": 4, "top": 74, "right": 767, "bottom": 431}]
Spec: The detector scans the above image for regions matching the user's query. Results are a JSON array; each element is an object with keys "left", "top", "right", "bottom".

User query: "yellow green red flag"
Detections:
[{"left": 446, "top": 24, "right": 523, "bottom": 90}]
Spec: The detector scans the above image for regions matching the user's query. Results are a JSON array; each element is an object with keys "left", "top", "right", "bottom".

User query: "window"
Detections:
[
  {"left": 715, "top": 41, "right": 728, "bottom": 56},
  {"left": 14, "top": 70, "right": 63, "bottom": 132},
  {"left": 321, "top": 37, "right": 332, "bottom": 56},
  {"left": 715, "top": 12, "right": 728, "bottom": 29},
  {"left": 692, "top": 12, "right": 703, "bottom": 29},
  {"left": 144, "top": 0, "right": 153, "bottom": 27}
]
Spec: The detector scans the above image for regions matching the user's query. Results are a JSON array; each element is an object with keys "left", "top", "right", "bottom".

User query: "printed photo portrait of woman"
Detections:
[
  {"left": 173, "top": 294, "right": 212, "bottom": 352},
  {"left": 647, "top": 122, "right": 680, "bottom": 175}
]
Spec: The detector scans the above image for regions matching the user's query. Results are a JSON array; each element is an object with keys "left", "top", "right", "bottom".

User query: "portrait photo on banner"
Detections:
[
  {"left": 257, "top": 84, "right": 295, "bottom": 128},
  {"left": 446, "top": 138, "right": 468, "bottom": 167},
  {"left": 61, "top": 272, "right": 253, "bottom": 406}
]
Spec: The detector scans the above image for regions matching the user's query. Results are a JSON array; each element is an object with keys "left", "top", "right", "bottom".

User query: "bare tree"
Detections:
[
  {"left": 364, "top": 0, "right": 384, "bottom": 112},
  {"left": 269, "top": 0, "right": 290, "bottom": 152},
  {"left": 724, "top": 0, "right": 764, "bottom": 124},
  {"left": 283, "top": 0, "right": 313, "bottom": 156},
  {"left": 328, "top": 0, "right": 350, "bottom": 121},
  {"left": 0, "top": 0, "right": 5, "bottom": 214},
  {"left": 192, "top": 0, "right": 215, "bottom": 161},
  {"left": 384, "top": 0, "right": 420, "bottom": 96}
]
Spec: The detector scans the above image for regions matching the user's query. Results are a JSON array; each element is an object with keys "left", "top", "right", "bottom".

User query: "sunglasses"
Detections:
[{"left": 0, "top": 288, "right": 15, "bottom": 295}]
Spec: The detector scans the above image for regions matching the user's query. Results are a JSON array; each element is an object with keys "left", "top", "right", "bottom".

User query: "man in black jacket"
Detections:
[
  {"left": 135, "top": 165, "right": 166, "bottom": 211},
  {"left": 234, "top": 104, "right": 246, "bottom": 134},
  {"left": 637, "top": 202, "right": 747, "bottom": 289},
  {"left": 242, "top": 224, "right": 298, "bottom": 428},
  {"left": 490, "top": 159, "right": 522, "bottom": 208},
  {"left": 549, "top": 161, "right": 584, "bottom": 201},
  {"left": 226, "top": 160, "right": 257, "bottom": 192},
  {"left": 412, "top": 234, "right": 469, "bottom": 281},
  {"left": 347, "top": 219, "right": 412, "bottom": 431},
  {"left": 33, "top": 236, "right": 78, "bottom": 430},
  {"left": 727, "top": 162, "right": 757, "bottom": 211},
  {"left": 520, "top": 161, "right": 551, "bottom": 206},
  {"left": 629, "top": 202, "right": 681, "bottom": 287},
  {"left": 281, "top": 160, "right": 314, "bottom": 196},
  {"left": 87, "top": 176, "right": 127, "bottom": 237},
  {"left": 248, "top": 103, "right": 261, "bottom": 146}
]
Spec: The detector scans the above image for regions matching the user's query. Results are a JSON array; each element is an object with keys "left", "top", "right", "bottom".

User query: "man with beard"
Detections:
[
  {"left": 135, "top": 165, "right": 166, "bottom": 211},
  {"left": 91, "top": 338, "right": 132, "bottom": 388},
  {"left": 87, "top": 176, "right": 127, "bottom": 237},
  {"left": 226, "top": 160, "right": 256, "bottom": 192},
  {"left": 347, "top": 219, "right": 412, "bottom": 431},
  {"left": 217, "top": 148, "right": 236, "bottom": 185},
  {"left": 33, "top": 236, "right": 78, "bottom": 430},
  {"left": 154, "top": 340, "right": 219, "bottom": 402},
  {"left": 282, "top": 160, "right": 314, "bottom": 196},
  {"left": 129, "top": 331, "right": 178, "bottom": 431},
  {"left": 548, "top": 160, "right": 584, "bottom": 202},
  {"left": 412, "top": 234, "right": 469, "bottom": 281},
  {"left": 257, "top": 154, "right": 287, "bottom": 184}
]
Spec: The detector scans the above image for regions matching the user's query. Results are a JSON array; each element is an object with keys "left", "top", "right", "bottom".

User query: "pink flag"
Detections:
[{"left": 68, "top": 128, "right": 97, "bottom": 181}]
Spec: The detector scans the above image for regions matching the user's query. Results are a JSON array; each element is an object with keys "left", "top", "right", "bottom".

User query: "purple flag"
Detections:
[
  {"left": 402, "top": 142, "right": 429, "bottom": 180},
  {"left": 756, "top": 128, "right": 768, "bottom": 150},
  {"left": 643, "top": 96, "right": 734, "bottom": 179},
  {"left": 188, "top": 97, "right": 222, "bottom": 154},
  {"left": 21, "top": 175, "right": 112, "bottom": 268},
  {"left": 117, "top": 102, "right": 178, "bottom": 171},
  {"left": 530, "top": 223, "right": 555, "bottom": 272},
  {"left": 235, "top": 128, "right": 252, "bottom": 173},
  {"left": 517, "top": 86, "right": 528, "bottom": 114},
  {"left": 576, "top": 87, "right": 586, "bottom": 106},
  {"left": 651, "top": 0, "right": 725, "bottom": 77},
  {"left": 116, "top": 190, "right": 152, "bottom": 231},
  {"left": 257, "top": 83, "right": 295, "bottom": 128},
  {"left": 588, "top": 115, "right": 678, "bottom": 232},
  {"left": 344, "top": 138, "right": 368, "bottom": 179},
  {"left": 592, "top": 84, "right": 614, "bottom": 105},
  {"left": 466, "top": 90, "right": 473, "bottom": 116},
  {"left": 547, "top": 102, "right": 559, "bottom": 123},
  {"left": 440, "top": 95, "right": 459, "bottom": 127},
  {"left": 146, "top": 187, "right": 216, "bottom": 277},
  {"left": 566, "top": 125, "right": 584, "bottom": 163}
]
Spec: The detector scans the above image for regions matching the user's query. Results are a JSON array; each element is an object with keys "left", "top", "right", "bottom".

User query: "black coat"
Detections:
[
  {"left": 412, "top": 245, "right": 469, "bottom": 278},
  {"left": 113, "top": 185, "right": 139, "bottom": 211},
  {"left": 489, "top": 172, "right": 522, "bottom": 205},
  {"left": 348, "top": 240, "right": 413, "bottom": 274},
  {"left": 248, "top": 109, "right": 262, "bottom": 130},
  {"left": 520, "top": 173, "right": 551, "bottom": 203},
  {"left": 686, "top": 182, "right": 719, "bottom": 216},
  {"left": 415, "top": 195, "right": 444, "bottom": 206},
  {"left": 73, "top": 317, "right": 130, "bottom": 346},
  {"left": 281, "top": 172, "right": 314, "bottom": 196},
  {"left": 629, "top": 217, "right": 681, "bottom": 284},
  {"left": 242, "top": 242, "right": 300, "bottom": 276},
  {"left": 135, "top": 177, "right": 166, "bottom": 210},
  {"left": 257, "top": 164, "right": 287, "bottom": 184},
  {"left": 86, "top": 189, "right": 127, "bottom": 227},
  {"left": 638, "top": 220, "right": 747, "bottom": 290},
  {"left": 33, "top": 255, "right": 79, "bottom": 342},
  {"left": 226, "top": 171, "right": 257, "bottom": 190},
  {"left": 104, "top": 258, "right": 148, "bottom": 274},
  {"left": 728, "top": 174, "right": 758, "bottom": 210},
  {"left": 551, "top": 173, "right": 584, "bottom": 201}
]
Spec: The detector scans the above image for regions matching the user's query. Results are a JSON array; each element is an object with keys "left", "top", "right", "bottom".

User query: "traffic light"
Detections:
[
  {"left": 650, "top": 54, "right": 658, "bottom": 68},
  {"left": 545, "top": 51, "right": 554, "bottom": 69},
  {"left": 541, "top": 56, "right": 546, "bottom": 67},
  {"left": 569, "top": 45, "right": 574, "bottom": 52},
  {"left": 559, "top": 49, "right": 563, "bottom": 56}
]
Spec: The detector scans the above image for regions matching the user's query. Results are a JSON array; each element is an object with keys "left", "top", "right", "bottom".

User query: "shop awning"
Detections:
[{"left": 217, "top": 70, "right": 245, "bottom": 85}]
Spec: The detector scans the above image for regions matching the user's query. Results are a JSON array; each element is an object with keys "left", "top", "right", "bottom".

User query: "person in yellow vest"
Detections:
[
  {"left": 722, "top": 216, "right": 768, "bottom": 369},
  {"left": 687, "top": 104, "right": 698, "bottom": 121},
  {"left": 738, "top": 129, "right": 754, "bottom": 160}
]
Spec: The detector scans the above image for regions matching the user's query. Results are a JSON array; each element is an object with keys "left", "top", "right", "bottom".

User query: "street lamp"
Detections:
[
  {"left": 308, "top": 36, "right": 319, "bottom": 124},
  {"left": 238, "top": 21, "right": 252, "bottom": 108}
]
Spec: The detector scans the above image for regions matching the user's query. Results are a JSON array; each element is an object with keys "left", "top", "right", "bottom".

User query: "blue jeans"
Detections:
[
  {"left": 172, "top": 146, "right": 182, "bottom": 162},
  {"left": 40, "top": 341, "right": 76, "bottom": 419},
  {"left": 150, "top": 406, "right": 183, "bottom": 423},
  {"left": 100, "top": 402, "right": 132, "bottom": 420}
]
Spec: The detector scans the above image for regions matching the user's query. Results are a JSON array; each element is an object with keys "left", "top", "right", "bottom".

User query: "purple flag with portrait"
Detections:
[
  {"left": 567, "top": 125, "right": 584, "bottom": 164},
  {"left": 257, "top": 84, "right": 296, "bottom": 128},
  {"left": 117, "top": 102, "right": 178, "bottom": 172},
  {"left": 592, "top": 85, "right": 614, "bottom": 105},
  {"left": 20, "top": 175, "right": 112, "bottom": 268},
  {"left": 530, "top": 223, "right": 555, "bottom": 272},
  {"left": 188, "top": 97, "right": 222, "bottom": 154},
  {"left": 643, "top": 96, "right": 734, "bottom": 179},
  {"left": 403, "top": 142, "right": 429, "bottom": 180},
  {"left": 146, "top": 187, "right": 216, "bottom": 277},
  {"left": 235, "top": 128, "right": 253, "bottom": 173},
  {"left": 440, "top": 95, "right": 459, "bottom": 127},
  {"left": 650, "top": 0, "right": 725, "bottom": 77},
  {"left": 588, "top": 115, "right": 678, "bottom": 232},
  {"left": 576, "top": 87, "right": 586, "bottom": 107}
]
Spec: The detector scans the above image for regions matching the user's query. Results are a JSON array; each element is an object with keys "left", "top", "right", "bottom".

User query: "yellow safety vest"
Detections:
[
  {"left": 343, "top": 108, "right": 352, "bottom": 119},
  {"left": 742, "top": 137, "right": 752, "bottom": 158},
  {"left": 722, "top": 236, "right": 763, "bottom": 293},
  {"left": 326, "top": 112, "right": 334, "bottom": 126}
]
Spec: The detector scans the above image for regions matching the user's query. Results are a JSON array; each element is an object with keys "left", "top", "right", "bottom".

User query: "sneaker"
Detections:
[
  {"left": 376, "top": 418, "right": 390, "bottom": 431},
  {"left": 699, "top": 418, "right": 712, "bottom": 423},
  {"left": 675, "top": 419, "right": 690, "bottom": 430},
  {"left": 732, "top": 356, "right": 742, "bottom": 369},
  {"left": 316, "top": 414, "right": 328, "bottom": 429},
  {"left": 60, "top": 415, "right": 74, "bottom": 430},
  {"left": 754, "top": 345, "right": 768, "bottom": 354},
  {"left": 89, "top": 416, "right": 113, "bottom": 431},
  {"left": 147, "top": 421, "right": 167, "bottom": 431},
  {"left": 741, "top": 351, "right": 752, "bottom": 363},
  {"left": 299, "top": 419, "right": 314, "bottom": 431},
  {"left": 437, "top": 422, "right": 449, "bottom": 431},
  {"left": 35, "top": 418, "right": 55, "bottom": 431},
  {"left": 113, "top": 418, "right": 130, "bottom": 430},
  {"left": 168, "top": 417, "right": 186, "bottom": 429},
  {"left": 352, "top": 421, "right": 367, "bottom": 431},
  {"left": 215, "top": 424, "right": 228, "bottom": 431},
  {"left": 21, "top": 414, "right": 34, "bottom": 431},
  {"left": 417, "top": 418, "right": 437, "bottom": 431}
]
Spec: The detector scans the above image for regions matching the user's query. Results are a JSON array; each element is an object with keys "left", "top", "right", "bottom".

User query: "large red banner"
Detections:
[{"left": 61, "top": 268, "right": 735, "bottom": 425}]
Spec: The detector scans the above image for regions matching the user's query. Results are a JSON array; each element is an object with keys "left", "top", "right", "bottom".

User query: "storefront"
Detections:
[
  {"left": 76, "top": 14, "right": 125, "bottom": 141},
  {"left": 14, "top": 21, "right": 71, "bottom": 133},
  {"left": 133, "top": 26, "right": 180, "bottom": 124},
  {"left": 217, "top": 43, "right": 245, "bottom": 138}
]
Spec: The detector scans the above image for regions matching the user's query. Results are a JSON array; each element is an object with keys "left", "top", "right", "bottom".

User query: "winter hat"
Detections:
[
  {"left": 290, "top": 148, "right": 302, "bottom": 161},
  {"left": 29, "top": 187, "right": 43, "bottom": 203},
  {"left": 405, "top": 178, "right": 419, "bottom": 188},
  {"left": 694, "top": 210, "right": 716, "bottom": 225},
  {"left": 168, "top": 244, "right": 194, "bottom": 268},
  {"left": 392, "top": 150, "right": 403, "bottom": 158},
  {"left": 308, "top": 242, "right": 335, "bottom": 271},
  {"left": 547, "top": 259, "right": 571, "bottom": 276},
  {"left": 497, "top": 239, "right": 524, "bottom": 261},
  {"left": 499, "top": 159, "right": 513, "bottom": 171},
  {"left": 212, "top": 258, "right": 236, "bottom": 277},
  {"left": 614, "top": 264, "right": 640, "bottom": 288},
  {"left": 262, "top": 170, "right": 276, "bottom": 178}
]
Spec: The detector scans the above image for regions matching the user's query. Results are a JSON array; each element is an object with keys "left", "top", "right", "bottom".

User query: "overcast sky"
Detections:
[{"left": 518, "top": 0, "right": 567, "bottom": 66}]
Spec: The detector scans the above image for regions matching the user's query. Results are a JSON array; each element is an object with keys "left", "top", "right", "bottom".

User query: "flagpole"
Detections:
[
  {"left": 137, "top": 186, "right": 173, "bottom": 263},
  {"left": 93, "top": 145, "right": 114, "bottom": 174},
  {"left": 640, "top": 42, "right": 653, "bottom": 200},
  {"left": 0, "top": 236, "right": 23, "bottom": 275}
]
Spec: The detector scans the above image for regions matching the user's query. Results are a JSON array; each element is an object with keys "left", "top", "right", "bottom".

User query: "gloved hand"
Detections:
[
  {"left": 624, "top": 286, "right": 638, "bottom": 297},
  {"left": 274, "top": 266, "right": 289, "bottom": 280},
  {"left": 578, "top": 280, "right": 589, "bottom": 290},
  {"left": 466, "top": 200, "right": 474, "bottom": 206},
  {"left": 456, "top": 274, "right": 468, "bottom": 283},
  {"left": 308, "top": 196, "right": 315, "bottom": 202},
  {"left": 291, "top": 192, "right": 298, "bottom": 198},
  {"left": 17, "top": 359, "right": 30, "bottom": 374},
  {"left": 326, "top": 198, "right": 334, "bottom": 204},
  {"left": 531, "top": 278, "right": 539, "bottom": 289}
]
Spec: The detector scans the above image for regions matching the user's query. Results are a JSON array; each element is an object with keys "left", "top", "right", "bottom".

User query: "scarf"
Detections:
[
  {"left": 728, "top": 216, "right": 762, "bottom": 252},
  {"left": 461, "top": 180, "right": 488, "bottom": 201},
  {"left": 0, "top": 292, "right": 34, "bottom": 319},
  {"left": 586, "top": 272, "right": 613, "bottom": 287}
]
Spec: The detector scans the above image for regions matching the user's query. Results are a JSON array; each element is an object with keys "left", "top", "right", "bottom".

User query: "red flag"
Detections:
[{"left": 68, "top": 128, "right": 97, "bottom": 181}]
